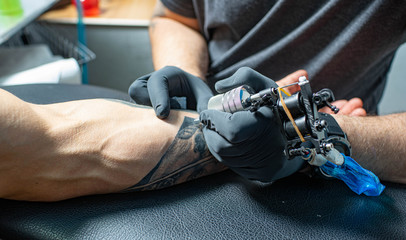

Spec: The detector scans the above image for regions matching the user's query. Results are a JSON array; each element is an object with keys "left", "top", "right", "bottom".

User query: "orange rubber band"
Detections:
[{"left": 277, "top": 87, "right": 305, "bottom": 142}]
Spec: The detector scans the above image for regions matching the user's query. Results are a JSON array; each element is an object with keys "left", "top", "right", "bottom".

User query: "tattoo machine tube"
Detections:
[{"left": 320, "top": 154, "right": 385, "bottom": 196}]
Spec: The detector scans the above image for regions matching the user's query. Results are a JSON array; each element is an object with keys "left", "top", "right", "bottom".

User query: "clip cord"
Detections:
[{"left": 277, "top": 87, "right": 305, "bottom": 142}]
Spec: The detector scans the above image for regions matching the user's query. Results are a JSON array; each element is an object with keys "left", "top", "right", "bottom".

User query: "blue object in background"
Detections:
[
  {"left": 320, "top": 154, "right": 385, "bottom": 196},
  {"left": 74, "top": 0, "right": 88, "bottom": 84}
]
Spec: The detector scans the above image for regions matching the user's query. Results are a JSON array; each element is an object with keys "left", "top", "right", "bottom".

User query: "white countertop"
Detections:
[{"left": 0, "top": 0, "right": 59, "bottom": 44}]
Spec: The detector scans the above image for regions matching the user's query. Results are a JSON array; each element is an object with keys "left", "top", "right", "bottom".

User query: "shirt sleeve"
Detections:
[{"left": 160, "top": 0, "right": 196, "bottom": 18}]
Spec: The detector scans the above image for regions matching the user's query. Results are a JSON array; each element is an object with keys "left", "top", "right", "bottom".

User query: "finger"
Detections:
[
  {"left": 319, "top": 100, "right": 348, "bottom": 114},
  {"left": 202, "top": 128, "right": 252, "bottom": 167},
  {"left": 202, "top": 128, "right": 239, "bottom": 160},
  {"left": 331, "top": 100, "right": 349, "bottom": 109},
  {"left": 275, "top": 69, "right": 308, "bottom": 94},
  {"left": 319, "top": 98, "right": 366, "bottom": 116},
  {"left": 147, "top": 73, "right": 171, "bottom": 119},
  {"left": 215, "top": 67, "right": 276, "bottom": 93},
  {"left": 201, "top": 127, "right": 224, "bottom": 161},
  {"left": 336, "top": 98, "right": 364, "bottom": 116},
  {"left": 349, "top": 108, "right": 367, "bottom": 116},
  {"left": 135, "top": 72, "right": 152, "bottom": 81},
  {"left": 188, "top": 77, "right": 213, "bottom": 112},
  {"left": 128, "top": 78, "right": 152, "bottom": 106},
  {"left": 200, "top": 109, "right": 259, "bottom": 143}
]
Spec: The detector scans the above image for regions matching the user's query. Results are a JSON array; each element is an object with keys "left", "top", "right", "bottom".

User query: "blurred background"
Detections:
[{"left": 0, "top": 0, "right": 404, "bottom": 115}]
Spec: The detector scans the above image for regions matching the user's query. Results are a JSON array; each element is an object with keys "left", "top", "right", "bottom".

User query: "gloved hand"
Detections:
[
  {"left": 199, "top": 67, "right": 304, "bottom": 182},
  {"left": 128, "top": 66, "right": 213, "bottom": 119}
]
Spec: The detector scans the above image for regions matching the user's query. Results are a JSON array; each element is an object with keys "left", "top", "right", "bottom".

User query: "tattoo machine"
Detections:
[{"left": 207, "top": 76, "right": 385, "bottom": 196}]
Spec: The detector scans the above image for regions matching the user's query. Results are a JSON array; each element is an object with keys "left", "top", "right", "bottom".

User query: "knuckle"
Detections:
[
  {"left": 161, "top": 65, "right": 181, "bottom": 74},
  {"left": 236, "top": 67, "right": 255, "bottom": 79},
  {"left": 131, "top": 79, "right": 146, "bottom": 88}
]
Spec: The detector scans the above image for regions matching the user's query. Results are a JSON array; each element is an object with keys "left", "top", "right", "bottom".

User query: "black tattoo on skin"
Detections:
[
  {"left": 104, "top": 99, "right": 225, "bottom": 190},
  {"left": 124, "top": 117, "right": 226, "bottom": 192}
]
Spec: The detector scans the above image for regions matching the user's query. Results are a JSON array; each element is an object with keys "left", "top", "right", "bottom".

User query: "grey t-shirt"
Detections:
[{"left": 161, "top": 0, "right": 406, "bottom": 113}]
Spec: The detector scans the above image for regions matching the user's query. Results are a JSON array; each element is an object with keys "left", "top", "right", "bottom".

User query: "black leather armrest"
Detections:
[{"left": 1, "top": 170, "right": 406, "bottom": 239}]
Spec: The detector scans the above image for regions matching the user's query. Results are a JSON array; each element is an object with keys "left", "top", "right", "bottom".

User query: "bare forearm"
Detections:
[
  {"left": 334, "top": 113, "right": 406, "bottom": 183},
  {"left": 0, "top": 90, "right": 54, "bottom": 199},
  {"left": 149, "top": 3, "right": 208, "bottom": 79},
  {"left": 0, "top": 92, "right": 224, "bottom": 201},
  {"left": 0, "top": 98, "right": 163, "bottom": 201}
]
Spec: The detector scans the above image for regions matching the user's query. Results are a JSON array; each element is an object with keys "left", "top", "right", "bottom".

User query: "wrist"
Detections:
[
  {"left": 330, "top": 114, "right": 345, "bottom": 130},
  {"left": 329, "top": 114, "right": 353, "bottom": 145}
]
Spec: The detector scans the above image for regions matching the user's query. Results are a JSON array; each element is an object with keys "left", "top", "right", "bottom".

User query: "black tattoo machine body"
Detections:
[
  {"left": 208, "top": 76, "right": 349, "bottom": 168},
  {"left": 207, "top": 76, "right": 385, "bottom": 196}
]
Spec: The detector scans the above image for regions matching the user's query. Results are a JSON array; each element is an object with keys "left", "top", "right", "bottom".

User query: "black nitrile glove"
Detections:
[
  {"left": 128, "top": 66, "right": 213, "bottom": 119},
  {"left": 199, "top": 67, "right": 304, "bottom": 182}
]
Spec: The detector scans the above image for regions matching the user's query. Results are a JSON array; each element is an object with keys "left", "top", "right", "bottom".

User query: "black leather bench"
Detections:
[{"left": 1, "top": 84, "right": 405, "bottom": 239}]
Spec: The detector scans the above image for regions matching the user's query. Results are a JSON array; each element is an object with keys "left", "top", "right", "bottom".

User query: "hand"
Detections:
[
  {"left": 274, "top": 70, "right": 367, "bottom": 117},
  {"left": 199, "top": 67, "right": 304, "bottom": 182},
  {"left": 320, "top": 98, "right": 367, "bottom": 116},
  {"left": 275, "top": 70, "right": 366, "bottom": 117},
  {"left": 128, "top": 66, "right": 213, "bottom": 119}
]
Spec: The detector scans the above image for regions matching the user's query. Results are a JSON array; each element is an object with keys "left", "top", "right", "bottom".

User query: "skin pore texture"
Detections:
[
  {"left": 334, "top": 114, "right": 406, "bottom": 184},
  {"left": 0, "top": 89, "right": 225, "bottom": 202}
]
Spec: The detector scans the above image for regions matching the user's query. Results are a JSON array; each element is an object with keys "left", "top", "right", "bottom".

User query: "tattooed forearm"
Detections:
[
  {"left": 105, "top": 99, "right": 226, "bottom": 191},
  {"left": 124, "top": 117, "right": 227, "bottom": 192}
]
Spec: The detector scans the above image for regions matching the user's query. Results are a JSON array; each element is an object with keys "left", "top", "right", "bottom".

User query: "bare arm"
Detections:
[
  {"left": 149, "top": 1, "right": 208, "bottom": 79},
  {"left": 334, "top": 113, "right": 406, "bottom": 184},
  {"left": 0, "top": 89, "right": 225, "bottom": 202}
]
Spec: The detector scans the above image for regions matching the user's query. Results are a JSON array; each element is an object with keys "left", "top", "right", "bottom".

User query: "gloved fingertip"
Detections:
[
  {"left": 198, "top": 110, "right": 210, "bottom": 121},
  {"left": 155, "top": 105, "right": 170, "bottom": 119},
  {"left": 198, "top": 111, "right": 208, "bottom": 126}
]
